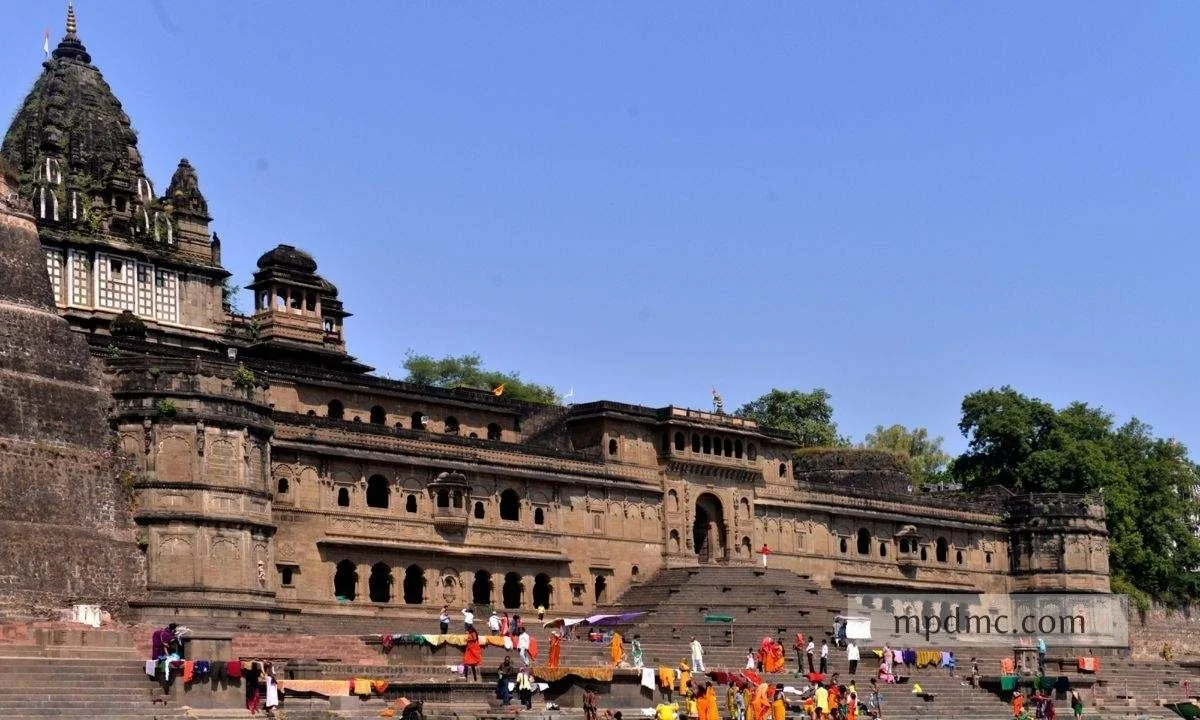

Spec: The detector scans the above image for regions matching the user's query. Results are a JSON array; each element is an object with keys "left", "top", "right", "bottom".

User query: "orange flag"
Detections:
[{"left": 492, "top": 384, "right": 505, "bottom": 396}]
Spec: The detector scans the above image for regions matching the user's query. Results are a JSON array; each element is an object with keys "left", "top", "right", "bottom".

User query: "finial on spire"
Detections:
[{"left": 52, "top": 1, "right": 91, "bottom": 63}]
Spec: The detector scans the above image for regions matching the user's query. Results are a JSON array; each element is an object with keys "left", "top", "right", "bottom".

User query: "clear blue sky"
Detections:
[{"left": 3, "top": 2, "right": 1198, "bottom": 456}]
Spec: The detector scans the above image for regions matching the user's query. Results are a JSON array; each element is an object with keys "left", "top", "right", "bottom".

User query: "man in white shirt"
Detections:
[
  {"left": 846, "top": 641, "right": 860, "bottom": 676},
  {"left": 690, "top": 636, "right": 705, "bottom": 672},
  {"left": 462, "top": 606, "right": 475, "bottom": 631},
  {"left": 488, "top": 611, "right": 501, "bottom": 633},
  {"left": 820, "top": 639, "right": 829, "bottom": 674},
  {"left": 518, "top": 628, "right": 532, "bottom": 665},
  {"left": 806, "top": 639, "right": 815, "bottom": 673}
]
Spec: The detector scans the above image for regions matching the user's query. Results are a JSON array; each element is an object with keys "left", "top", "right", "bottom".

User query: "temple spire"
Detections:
[{"left": 52, "top": 2, "right": 91, "bottom": 64}]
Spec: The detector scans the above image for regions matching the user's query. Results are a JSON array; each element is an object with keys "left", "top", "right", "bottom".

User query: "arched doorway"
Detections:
[
  {"left": 502, "top": 572, "right": 523, "bottom": 609},
  {"left": 472, "top": 570, "right": 492, "bottom": 605},
  {"left": 532, "top": 573, "right": 553, "bottom": 609},
  {"left": 334, "top": 560, "right": 357, "bottom": 601},
  {"left": 403, "top": 565, "right": 424, "bottom": 604},
  {"left": 368, "top": 562, "right": 392, "bottom": 603},
  {"left": 693, "top": 493, "right": 727, "bottom": 563}
]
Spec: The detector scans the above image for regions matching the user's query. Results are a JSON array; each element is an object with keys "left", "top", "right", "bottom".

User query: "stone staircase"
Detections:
[{"left": 0, "top": 648, "right": 190, "bottom": 719}]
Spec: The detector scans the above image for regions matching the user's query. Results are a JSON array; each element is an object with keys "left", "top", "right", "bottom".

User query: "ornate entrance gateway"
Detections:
[{"left": 693, "top": 494, "right": 727, "bottom": 563}]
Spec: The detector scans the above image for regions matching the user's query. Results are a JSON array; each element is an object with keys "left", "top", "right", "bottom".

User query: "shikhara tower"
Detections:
[{"left": 2, "top": 4, "right": 228, "bottom": 346}]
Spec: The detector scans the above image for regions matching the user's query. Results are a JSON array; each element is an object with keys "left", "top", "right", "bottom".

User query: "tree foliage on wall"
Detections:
[
  {"left": 862, "top": 424, "right": 951, "bottom": 488},
  {"left": 735, "top": 388, "right": 848, "bottom": 448},
  {"left": 402, "top": 352, "right": 559, "bottom": 405},
  {"left": 953, "top": 385, "right": 1200, "bottom": 607}
]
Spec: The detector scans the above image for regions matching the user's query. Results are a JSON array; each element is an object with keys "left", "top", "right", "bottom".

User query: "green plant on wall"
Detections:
[
  {"left": 232, "top": 363, "right": 256, "bottom": 392},
  {"left": 156, "top": 399, "right": 177, "bottom": 416}
]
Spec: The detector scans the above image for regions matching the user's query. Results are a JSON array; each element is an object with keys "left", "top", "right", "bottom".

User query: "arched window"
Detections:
[
  {"left": 499, "top": 489, "right": 520, "bottom": 521},
  {"left": 691, "top": 434, "right": 701, "bottom": 453},
  {"left": 472, "top": 570, "right": 492, "bottom": 605},
  {"left": 724, "top": 438, "right": 733, "bottom": 457},
  {"left": 366, "top": 475, "right": 389, "bottom": 509},
  {"left": 403, "top": 565, "right": 424, "bottom": 604},
  {"left": 369, "top": 405, "right": 386, "bottom": 425},
  {"left": 956, "top": 550, "right": 964, "bottom": 565},
  {"left": 734, "top": 440, "right": 744, "bottom": 459},
  {"left": 436, "top": 489, "right": 449, "bottom": 508},
  {"left": 936, "top": 537, "right": 949, "bottom": 563},
  {"left": 738, "top": 497, "right": 751, "bottom": 520},
  {"left": 452, "top": 490, "right": 463, "bottom": 509},
  {"left": 879, "top": 542, "right": 888, "bottom": 558},
  {"left": 920, "top": 546, "right": 928, "bottom": 561},
  {"left": 405, "top": 494, "right": 417, "bottom": 513},
  {"left": 474, "top": 501, "right": 485, "bottom": 519},
  {"left": 594, "top": 575, "right": 608, "bottom": 603},
  {"left": 778, "top": 462, "right": 788, "bottom": 478},
  {"left": 534, "top": 508, "right": 545, "bottom": 526},
  {"left": 277, "top": 477, "right": 289, "bottom": 495},
  {"left": 327, "top": 399, "right": 344, "bottom": 420},
  {"left": 668, "top": 490, "right": 680, "bottom": 513},
  {"left": 985, "top": 551, "right": 993, "bottom": 565},
  {"left": 533, "top": 573, "right": 552, "bottom": 609},
  {"left": 333, "top": 560, "right": 357, "bottom": 600},
  {"left": 740, "top": 536, "right": 752, "bottom": 558},
  {"left": 608, "top": 438, "right": 618, "bottom": 455},
  {"left": 840, "top": 537, "right": 848, "bottom": 553},
  {"left": 702, "top": 436, "right": 712, "bottom": 454},
  {"left": 747, "top": 443, "right": 757, "bottom": 461},
  {"left": 444, "top": 417, "right": 460, "bottom": 435},
  {"left": 669, "top": 530, "right": 681, "bottom": 553},
  {"left": 502, "top": 572, "right": 523, "bottom": 609},
  {"left": 411, "top": 411, "right": 427, "bottom": 431},
  {"left": 674, "top": 432, "right": 685, "bottom": 451},
  {"left": 369, "top": 562, "right": 392, "bottom": 603},
  {"left": 487, "top": 423, "right": 502, "bottom": 441},
  {"left": 631, "top": 566, "right": 640, "bottom": 578},
  {"left": 857, "top": 528, "right": 871, "bottom": 555},
  {"left": 337, "top": 487, "right": 350, "bottom": 507}
]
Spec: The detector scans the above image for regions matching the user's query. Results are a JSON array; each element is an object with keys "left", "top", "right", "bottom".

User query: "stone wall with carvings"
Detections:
[{"left": 106, "top": 357, "right": 276, "bottom": 612}]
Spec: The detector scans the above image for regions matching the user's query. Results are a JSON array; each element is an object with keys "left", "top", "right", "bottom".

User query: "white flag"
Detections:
[{"left": 43, "top": 28, "right": 49, "bottom": 57}]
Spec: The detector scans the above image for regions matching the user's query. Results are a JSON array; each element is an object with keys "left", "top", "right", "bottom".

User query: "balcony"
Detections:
[{"left": 427, "top": 470, "right": 470, "bottom": 533}]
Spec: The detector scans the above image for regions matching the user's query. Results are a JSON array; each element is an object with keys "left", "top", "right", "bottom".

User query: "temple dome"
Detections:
[
  {"left": 256, "top": 244, "right": 319, "bottom": 274},
  {"left": 0, "top": 5, "right": 148, "bottom": 208}
]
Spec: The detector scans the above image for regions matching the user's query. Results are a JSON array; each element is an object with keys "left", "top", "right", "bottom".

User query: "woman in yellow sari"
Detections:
[
  {"left": 610, "top": 630, "right": 625, "bottom": 666},
  {"left": 678, "top": 661, "right": 692, "bottom": 696}
]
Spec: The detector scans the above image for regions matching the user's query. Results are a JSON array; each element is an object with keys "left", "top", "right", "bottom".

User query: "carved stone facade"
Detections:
[{"left": 0, "top": 10, "right": 1112, "bottom": 622}]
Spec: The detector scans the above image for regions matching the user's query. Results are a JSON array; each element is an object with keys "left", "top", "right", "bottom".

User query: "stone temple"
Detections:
[
  {"left": 0, "top": 4, "right": 1113, "bottom": 629},
  {"left": 11, "top": 9, "right": 1196, "bottom": 720}
]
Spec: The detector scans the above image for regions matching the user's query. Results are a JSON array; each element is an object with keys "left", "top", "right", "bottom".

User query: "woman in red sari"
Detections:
[
  {"left": 548, "top": 630, "right": 562, "bottom": 668},
  {"left": 463, "top": 627, "right": 483, "bottom": 681}
]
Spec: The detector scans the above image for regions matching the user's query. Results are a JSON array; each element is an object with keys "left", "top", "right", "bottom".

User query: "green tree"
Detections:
[
  {"left": 862, "top": 424, "right": 951, "bottom": 487},
  {"left": 952, "top": 385, "right": 1200, "bottom": 605},
  {"left": 401, "top": 352, "right": 559, "bottom": 405},
  {"left": 735, "top": 388, "right": 846, "bottom": 447}
]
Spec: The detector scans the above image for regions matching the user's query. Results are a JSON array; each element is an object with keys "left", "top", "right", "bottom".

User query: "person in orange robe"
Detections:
[
  {"left": 762, "top": 640, "right": 784, "bottom": 673},
  {"left": 846, "top": 692, "right": 857, "bottom": 720},
  {"left": 548, "top": 631, "right": 562, "bottom": 668},
  {"left": 463, "top": 627, "right": 483, "bottom": 681},
  {"left": 1012, "top": 691, "right": 1025, "bottom": 718},
  {"left": 752, "top": 683, "right": 772, "bottom": 720},
  {"left": 703, "top": 682, "right": 720, "bottom": 720},
  {"left": 611, "top": 631, "right": 625, "bottom": 666}
]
